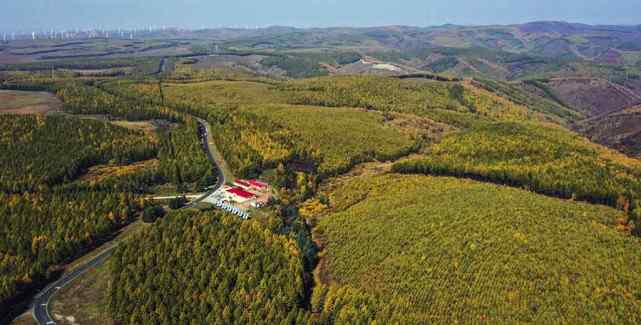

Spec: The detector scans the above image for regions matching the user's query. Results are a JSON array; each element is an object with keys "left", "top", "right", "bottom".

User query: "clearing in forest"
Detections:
[{"left": 0, "top": 90, "right": 62, "bottom": 115}]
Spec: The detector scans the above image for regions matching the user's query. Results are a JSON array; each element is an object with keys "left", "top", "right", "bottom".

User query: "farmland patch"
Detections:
[{"left": 0, "top": 90, "right": 62, "bottom": 115}]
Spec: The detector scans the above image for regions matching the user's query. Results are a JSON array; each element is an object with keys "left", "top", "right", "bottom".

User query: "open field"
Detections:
[
  {"left": 49, "top": 262, "right": 114, "bottom": 325},
  {"left": 313, "top": 173, "right": 641, "bottom": 323},
  {"left": 47, "top": 221, "right": 150, "bottom": 325},
  {"left": 109, "top": 120, "right": 158, "bottom": 133},
  {"left": 0, "top": 90, "right": 62, "bottom": 115},
  {"left": 10, "top": 313, "right": 36, "bottom": 325},
  {"left": 78, "top": 159, "right": 160, "bottom": 185}
]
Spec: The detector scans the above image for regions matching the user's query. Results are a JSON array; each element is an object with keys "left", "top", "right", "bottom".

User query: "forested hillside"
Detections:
[
  {"left": 109, "top": 210, "right": 310, "bottom": 324},
  {"left": 106, "top": 79, "right": 421, "bottom": 179},
  {"left": 108, "top": 74, "right": 577, "bottom": 182},
  {"left": 280, "top": 76, "right": 544, "bottom": 126},
  {"left": 0, "top": 115, "right": 157, "bottom": 313},
  {"left": 0, "top": 115, "right": 157, "bottom": 192},
  {"left": 157, "top": 118, "right": 215, "bottom": 190},
  {"left": 0, "top": 82, "right": 214, "bottom": 318},
  {"left": 0, "top": 190, "right": 140, "bottom": 310},
  {"left": 3, "top": 52, "right": 641, "bottom": 324},
  {"left": 392, "top": 122, "right": 641, "bottom": 208},
  {"left": 57, "top": 82, "right": 182, "bottom": 122},
  {"left": 312, "top": 174, "right": 641, "bottom": 324}
]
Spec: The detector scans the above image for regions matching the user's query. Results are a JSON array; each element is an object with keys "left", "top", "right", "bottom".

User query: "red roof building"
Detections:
[
  {"left": 248, "top": 179, "right": 268, "bottom": 189},
  {"left": 227, "top": 187, "right": 255, "bottom": 199},
  {"left": 234, "top": 179, "right": 251, "bottom": 188}
]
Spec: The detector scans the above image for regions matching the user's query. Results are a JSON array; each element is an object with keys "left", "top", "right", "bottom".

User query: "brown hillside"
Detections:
[
  {"left": 576, "top": 105, "right": 641, "bottom": 156},
  {"left": 545, "top": 78, "right": 641, "bottom": 117}
]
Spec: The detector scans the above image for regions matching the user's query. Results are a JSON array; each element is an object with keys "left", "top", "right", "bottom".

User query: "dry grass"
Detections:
[
  {"left": 110, "top": 120, "right": 158, "bottom": 133},
  {"left": 78, "top": 159, "right": 159, "bottom": 185},
  {"left": 48, "top": 221, "right": 149, "bottom": 325},
  {"left": 49, "top": 262, "right": 114, "bottom": 325},
  {"left": 0, "top": 90, "right": 62, "bottom": 115},
  {"left": 10, "top": 313, "right": 37, "bottom": 325}
]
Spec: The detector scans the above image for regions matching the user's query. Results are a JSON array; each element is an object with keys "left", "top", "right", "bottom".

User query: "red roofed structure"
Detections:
[
  {"left": 234, "top": 179, "right": 251, "bottom": 188},
  {"left": 248, "top": 179, "right": 268, "bottom": 189},
  {"left": 227, "top": 187, "right": 255, "bottom": 199},
  {"left": 234, "top": 179, "right": 270, "bottom": 192}
]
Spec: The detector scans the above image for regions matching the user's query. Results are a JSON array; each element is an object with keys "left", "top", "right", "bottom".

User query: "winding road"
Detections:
[{"left": 31, "top": 117, "right": 226, "bottom": 325}]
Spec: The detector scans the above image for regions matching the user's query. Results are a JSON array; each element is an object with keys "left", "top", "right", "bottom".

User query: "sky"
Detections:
[{"left": 2, "top": 0, "right": 641, "bottom": 32}]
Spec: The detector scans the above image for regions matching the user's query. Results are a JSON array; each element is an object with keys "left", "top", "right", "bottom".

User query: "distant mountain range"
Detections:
[{"left": 199, "top": 21, "right": 641, "bottom": 155}]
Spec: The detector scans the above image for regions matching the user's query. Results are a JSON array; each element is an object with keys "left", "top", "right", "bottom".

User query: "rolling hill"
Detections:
[
  {"left": 313, "top": 173, "right": 641, "bottom": 324},
  {"left": 577, "top": 105, "right": 641, "bottom": 157},
  {"left": 539, "top": 78, "right": 641, "bottom": 117},
  {"left": 3, "top": 20, "right": 641, "bottom": 324}
]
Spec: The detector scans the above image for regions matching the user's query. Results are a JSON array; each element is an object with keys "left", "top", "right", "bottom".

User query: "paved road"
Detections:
[
  {"left": 189, "top": 117, "right": 225, "bottom": 205},
  {"left": 32, "top": 248, "right": 114, "bottom": 324},
  {"left": 31, "top": 118, "right": 226, "bottom": 325},
  {"left": 149, "top": 194, "right": 204, "bottom": 200},
  {"left": 158, "top": 57, "right": 167, "bottom": 75}
]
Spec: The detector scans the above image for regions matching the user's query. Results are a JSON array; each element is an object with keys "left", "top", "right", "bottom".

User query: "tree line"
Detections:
[
  {"left": 109, "top": 210, "right": 310, "bottom": 324},
  {"left": 0, "top": 115, "right": 158, "bottom": 193}
]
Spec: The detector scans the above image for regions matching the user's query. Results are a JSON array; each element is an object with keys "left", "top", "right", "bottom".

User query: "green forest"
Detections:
[
  {"left": 2, "top": 59, "right": 641, "bottom": 324},
  {"left": 109, "top": 210, "right": 310, "bottom": 324},
  {"left": 0, "top": 115, "right": 157, "bottom": 192},
  {"left": 0, "top": 189, "right": 140, "bottom": 310},
  {"left": 0, "top": 82, "right": 215, "bottom": 316},
  {"left": 313, "top": 174, "right": 641, "bottom": 324},
  {"left": 392, "top": 122, "right": 641, "bottom": 207},
  {"left": 0, "top": 114, "right": 154, "bottom": 311}
]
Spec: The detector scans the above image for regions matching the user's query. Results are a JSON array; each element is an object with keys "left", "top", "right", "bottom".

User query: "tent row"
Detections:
[{"left": 212, "top": 199, "right": 250, "bottom": 220}]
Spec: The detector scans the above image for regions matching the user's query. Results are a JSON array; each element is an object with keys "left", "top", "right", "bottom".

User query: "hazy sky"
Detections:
[{"left": 2, "top": 0, "right": 641, "bottom": 32}]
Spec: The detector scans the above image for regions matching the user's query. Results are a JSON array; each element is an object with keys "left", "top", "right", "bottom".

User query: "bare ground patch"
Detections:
[
  {"left": 49, "top": 222, "right": 149, "bottom": 325},
  {"left": 49, "top": 264, "right": 114, "bottom": 325},
  {"left": 78, "top": 159, "right": 159, "bottom": 185},
  {"left": 0, "top": 90, "right": 62, "bottom": 115},
  {"left": 9, "top": 312, "right": 37, "bottom": 325},
  {"left": 110, "top": 120, "right": 159, "bottom": 133}
]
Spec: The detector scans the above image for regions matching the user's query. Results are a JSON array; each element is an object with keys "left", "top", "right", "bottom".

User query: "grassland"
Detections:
[
  {"left": 313, "top": 173, "right": 641, "bottom": 324},
  {"left": 0, "top": 90, "right": 62, "bottom": 115},
  {"left": 47, "top": 221, "right": 149, "bottom": 325},
  {"left": 49, "top": 262, "right": 114, "bottom": 325},
  {"left": 393, "top": 122, "right": 641, "bottom": 207},
  {"left": 78, "top": 159, "right": 159, "bottom": 185}
]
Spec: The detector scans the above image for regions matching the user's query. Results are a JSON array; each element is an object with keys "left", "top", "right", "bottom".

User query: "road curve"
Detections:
[
  {"left": 31, "top": 117, "right": 225, "bottom": 325},
  {"left": 32, "top": 247, "right": 115, "bottom": 324}
]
